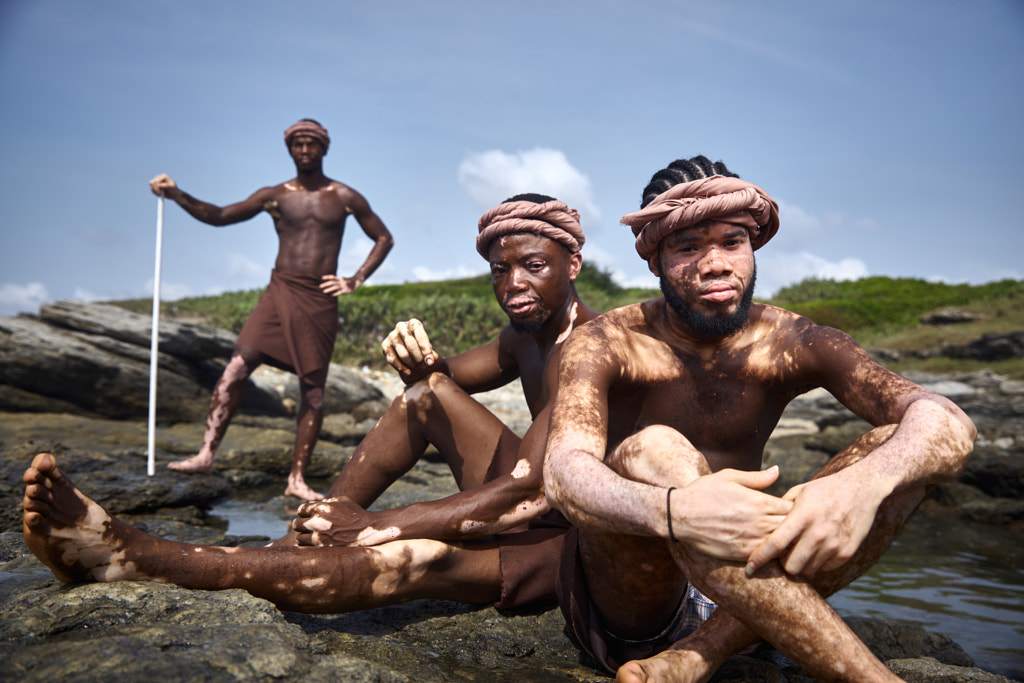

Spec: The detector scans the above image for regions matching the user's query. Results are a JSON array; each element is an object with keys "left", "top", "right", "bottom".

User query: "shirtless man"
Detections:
[
  {"left": 149, "top": 119, "right": 393, "bottom": 500},
  {"left": 23, "top": 195, "right": 600, "bottom": 615},
  {"left": 542, "top": 156, "right": 976, "bottom": 682}
]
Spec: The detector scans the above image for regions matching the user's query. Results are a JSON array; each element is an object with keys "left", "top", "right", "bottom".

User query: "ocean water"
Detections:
[{"left": 213, "top": 499, "right": 1023, "bottom": 679}]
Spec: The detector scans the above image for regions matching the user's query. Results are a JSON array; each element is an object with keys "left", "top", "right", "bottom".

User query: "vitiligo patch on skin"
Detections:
[{"left": 510, "top": 459, "right": 531, "bottom": 479}]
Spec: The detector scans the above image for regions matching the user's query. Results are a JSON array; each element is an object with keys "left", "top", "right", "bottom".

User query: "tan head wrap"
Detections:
[
  {"left": 620, "top": 176, "right": 779, "bottom": 260},
  {"left": 284, "top": 120, "right": 330, "bottom": 151},
  {"left": 476, "top": 200, "right": 586, "bottom": 259}
]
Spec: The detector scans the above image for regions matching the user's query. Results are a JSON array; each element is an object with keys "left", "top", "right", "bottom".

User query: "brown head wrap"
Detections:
[
  {"left": 284, "top": 120, "right": 330, "bottom": 151},
  {"left": 620, "top": 176, "right": 779, "bottom": 260},
  {"left": 476, "top": 200, "right": 586, "bottom": 259}
]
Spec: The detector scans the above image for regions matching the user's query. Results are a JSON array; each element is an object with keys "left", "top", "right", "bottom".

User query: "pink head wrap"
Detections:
[
  {"left": 620, "top": 176, "right": 779, "bottom": 260},
  {"left": 476, "top": 200, "right": 586, "bottom": 259},
  {"left": 284, "top": 120, "right": 330, "bottom": 151}
]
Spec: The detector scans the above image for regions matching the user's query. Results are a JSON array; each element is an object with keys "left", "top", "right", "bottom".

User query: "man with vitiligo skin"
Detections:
[
  {"left": 542, "top": 156, "right": 976, "bottom": 682},
  {"left": 149, "top": 119, "right": 393, "bottom": 500},
  {"left": 23, "top": 195, "right": 600, "bottom": 614}
]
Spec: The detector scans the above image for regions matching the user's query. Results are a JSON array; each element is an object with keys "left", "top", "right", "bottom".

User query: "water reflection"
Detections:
[{"left": 828, "top": 513, "right": 1024, "bottom": 678}]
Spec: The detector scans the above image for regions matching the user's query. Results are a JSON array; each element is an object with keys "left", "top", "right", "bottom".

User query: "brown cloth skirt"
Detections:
[
  {"left": 234, "top": 270, "right": 339, "bottom": 387},
  {"left": 493, "top": 509, "right": 572, "bottom": 609}
]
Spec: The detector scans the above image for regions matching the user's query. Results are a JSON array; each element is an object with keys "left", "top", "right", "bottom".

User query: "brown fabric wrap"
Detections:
[
  {"left": 234, "top": 270, "right": 338, "bottom": 387},
  {"left": 284, "top": 120, "right": 330, "bottom": 151},
  {"left": 476, "top": 200, "right": 585, "bottom": 259},
  {"left": 620, "top": 176, "right": 779, "bottom": 260}
]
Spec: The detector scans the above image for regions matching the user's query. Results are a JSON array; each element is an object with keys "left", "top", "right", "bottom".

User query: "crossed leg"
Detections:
[
  {"left": 23, "top": 453, "right": 502, "bottom": 612},
  {"left": 582, "top": 425, "right": 915, "bottom": 683}
]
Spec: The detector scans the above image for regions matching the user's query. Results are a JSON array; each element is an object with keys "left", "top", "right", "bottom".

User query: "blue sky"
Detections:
[{"left": 1, "top": 1, "right": 1022, "bottom": 317}]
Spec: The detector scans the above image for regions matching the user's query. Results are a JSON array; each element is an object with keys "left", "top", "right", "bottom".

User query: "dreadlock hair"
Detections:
[
  {"left": 503, "top": 192, "right": 557, "bottom": 205},
  {"left": 640, "top": 156, "right": 739, "bottom": 208}
]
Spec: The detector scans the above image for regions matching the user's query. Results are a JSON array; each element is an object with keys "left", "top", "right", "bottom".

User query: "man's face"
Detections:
[
  {"left": 488, "top": 233, "right": 581, "bottom": 334},
  {"left": 654, "top": 220, "right": 757, "bottom": 338},
  {"left": 288, "top": 135, "right": 325, "bottom": 170}
]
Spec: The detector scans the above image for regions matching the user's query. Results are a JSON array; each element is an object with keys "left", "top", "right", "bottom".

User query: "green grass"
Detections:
[{"left": 109, "top": 271, "right": 1024, "bottom": 378}]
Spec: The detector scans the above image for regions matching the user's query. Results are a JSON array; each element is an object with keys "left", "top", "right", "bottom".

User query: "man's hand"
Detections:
[
  {"left": 148, "top": 173, "right": 178, "bottom": 198},
  {"left": 674, "top": 467, "right": 792, "bottom": 562},
  {"left": 381, "top": 318, "right": 440, "bottom": 378},
  {"left": 319, "top": 275, "right": 361, "bottom": 297},
  {"left": 292, "top": 498, "right": 400, "bottom": 547},
  {"left": 745, "top": 467, "right": 886, "bottom": 577}
]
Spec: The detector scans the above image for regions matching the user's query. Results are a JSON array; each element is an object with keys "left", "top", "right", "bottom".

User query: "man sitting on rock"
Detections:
[
  {"left": 23, "top": 194, "right": 600, "bottom": 615},
  {"left": 542, "top": 156, "right": 977, "bottom": 681}
]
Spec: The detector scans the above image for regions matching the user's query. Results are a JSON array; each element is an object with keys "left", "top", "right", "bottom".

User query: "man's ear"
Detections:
[
  {"left": 647, "top": 254, "right": 661, "bottom": 277},
  {"left": 568, "top": 252, "right": 583, "bottom": 281}
]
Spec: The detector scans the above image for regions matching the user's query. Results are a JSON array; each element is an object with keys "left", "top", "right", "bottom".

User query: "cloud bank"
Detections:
[{"left": 457, "top": 148, "right": 601, "bottom": 225}]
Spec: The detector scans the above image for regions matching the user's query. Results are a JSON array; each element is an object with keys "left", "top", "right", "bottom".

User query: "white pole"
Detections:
[{"left": 147, "top": 194, "right": 165, "bottom": 476}]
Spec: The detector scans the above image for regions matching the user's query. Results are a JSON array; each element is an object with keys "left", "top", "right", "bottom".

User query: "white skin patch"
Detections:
[
  {"left": 303, "top": 516, "right": 333, "bottom": 532},
  {"left": 403, "top": 382, "right": 429, "bottom": 403},
  {"left": 300, "top": 577, "right": 328, "bottom": 589},
  {"left": 510, "top": 458, "right": 532, "bottom": 480},
  {"left": 284, "top": 182, "right": 299, "bottom": 191},
  {"left": 555, "top": 301, "right": 579, "bottom": 344},
  {"left": 368, "top": 540, "right": 448, "bottom": 598},
  {"left": 458, "top": 496, "right": 547, "bottom": 533},
  {"left": 356, "top": 525, "right": 401, "bottom": 546}
]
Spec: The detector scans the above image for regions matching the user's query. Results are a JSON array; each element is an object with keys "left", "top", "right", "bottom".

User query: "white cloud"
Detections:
[
  {"left": 457, "top": 148, "right": 601, "bottom": 225},
  {"left": 0, "top": 282, "right": 49, "bottom": 316},
  {"left": 758, "top": 252, "right": 869, "bottom": 297}
]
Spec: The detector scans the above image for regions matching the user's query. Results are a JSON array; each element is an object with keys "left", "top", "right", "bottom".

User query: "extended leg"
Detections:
[
  {"left": 168, "top": 348, "right": 262, "bottom": 473},
  {"left": 327, "top": 372, "right": 520, "bottom": 505},
  {"left": 23, "top": 453, "right": 502, "bottom": 612},
  {"left": 285, "top": 381, "right": 326, "bottom": 501}
]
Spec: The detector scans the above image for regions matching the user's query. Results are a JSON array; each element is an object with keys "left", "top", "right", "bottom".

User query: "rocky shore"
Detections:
[{"left": 1, "top": 302, "right": 1022, "bottom": 681}]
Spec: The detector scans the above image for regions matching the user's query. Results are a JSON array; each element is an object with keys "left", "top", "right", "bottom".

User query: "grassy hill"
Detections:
[{"left": 111, "top": 268, "right": 1024, "bottom": 379}]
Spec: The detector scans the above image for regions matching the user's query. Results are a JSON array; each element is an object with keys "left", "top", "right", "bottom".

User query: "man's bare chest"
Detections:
[{"left": 270, "top": 189, "right": 352, "bottom": 227}]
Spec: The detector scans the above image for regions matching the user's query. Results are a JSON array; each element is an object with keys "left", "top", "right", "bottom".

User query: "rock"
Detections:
[
  {"left": 920, "top": 308, "right": 982, "bottom": 326},
  {"left": 0, "top": 302, "right": 385, "bottom": 422},
  {"left": 941, "top": 331, "right": 1024, "bottom": 362}
]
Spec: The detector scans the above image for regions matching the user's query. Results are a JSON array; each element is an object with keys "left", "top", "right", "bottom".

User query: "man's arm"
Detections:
[
  {"left": 745, "top": 325, "right": 976, "bottom": 576},
  {"left": 149, "top": 174, "right": 270, "bottom": 226},
  {"left": 320, "top": 189, "right": 394, "bottom": 296},
  {"left": 544, "top": 322, "right": 790, "bottom": 560},
  {"left": 294, "top": 406, "right": 553, "bottom": 546}
]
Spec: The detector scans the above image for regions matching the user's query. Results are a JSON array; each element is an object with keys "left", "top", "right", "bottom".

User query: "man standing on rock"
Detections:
[
  {"left": 23, "top": 194, "right": 600, "bottom": 615},
  {"left": 149, "top": 119, "right": 393, "bottom": 501},
  {"left": 542, "top": 156, "right": 977, "bottom": 681}
]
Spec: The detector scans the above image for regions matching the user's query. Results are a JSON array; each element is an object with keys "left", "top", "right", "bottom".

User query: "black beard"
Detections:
[
  {"left": 509, "top": 317, "right": 546, "bottom": 334},
  {"left": 660, "top": 263, "right": 756, "bottom": 338}
]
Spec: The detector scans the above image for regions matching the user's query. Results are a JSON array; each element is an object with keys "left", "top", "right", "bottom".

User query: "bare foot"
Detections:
[
  {"left": 167, "top": 452, "right": 214, "bottom": 474},
  {"left": 617, "top": 648, "right": 713, "bottom": 683},
  {"left": 285, "top": 474, "right": 324, "bottom": 501},
  {"left": 22, "top": 453, "right": 143, "bottom": 583}
]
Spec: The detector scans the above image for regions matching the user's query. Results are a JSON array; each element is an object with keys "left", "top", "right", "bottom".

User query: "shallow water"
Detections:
[
  {"left": 829, "top": 513, "right": 1024, "bottom": 679},
  {"left": 213, "top": 500, "right": 1024, "bottom": 679}
]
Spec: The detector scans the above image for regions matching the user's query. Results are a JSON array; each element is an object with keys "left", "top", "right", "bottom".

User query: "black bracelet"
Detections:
[{"left": 666, "top": 486, "right": 678, "bottom": 542}]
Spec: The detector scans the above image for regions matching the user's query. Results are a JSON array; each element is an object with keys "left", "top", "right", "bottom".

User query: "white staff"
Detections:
[{"left": 147, "top": 193, "right": 165, "bottom": 476}]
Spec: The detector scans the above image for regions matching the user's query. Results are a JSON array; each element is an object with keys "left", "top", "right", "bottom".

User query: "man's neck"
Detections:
[{"left": 293, "top": 167, "right": 329, "bottom": 191}]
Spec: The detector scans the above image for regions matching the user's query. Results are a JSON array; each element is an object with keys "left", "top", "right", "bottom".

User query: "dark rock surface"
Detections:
[{"left": 0, "top": 304, "right": 1021, "bottom": 681}]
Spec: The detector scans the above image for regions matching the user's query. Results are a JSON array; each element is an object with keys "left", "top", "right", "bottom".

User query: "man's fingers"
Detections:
[{"left": 745, "top": 520, "right": 799, "bottom": 576}]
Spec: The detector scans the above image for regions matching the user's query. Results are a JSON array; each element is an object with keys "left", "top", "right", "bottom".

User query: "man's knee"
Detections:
[
  {"left": 300, "top": 384, "right": 325, "bottom": 412},
  {"left": 401, "top": 372, "right": 460, "bottom": 418},
  {"left": 607, "top": 425, "right": 702, "bottom": 483},
  {"left": 819, "top": 424, "right": 898, "bottom": 477}
]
